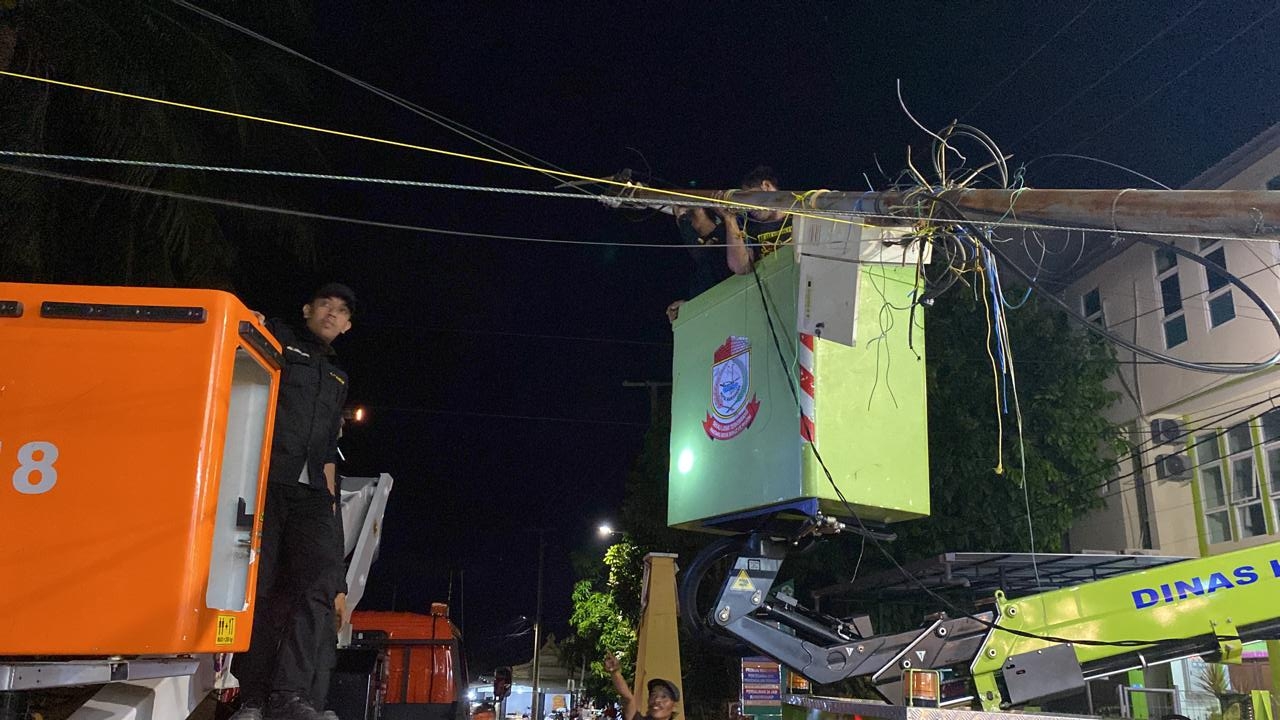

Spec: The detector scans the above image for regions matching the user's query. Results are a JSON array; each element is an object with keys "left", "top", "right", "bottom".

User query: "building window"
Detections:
[
  {"left": 1154, "top": 247, "right": 1186, "bottom": 348},
  {"left": 1225, "top": 422, "right": 1266, "bottom": 538},
  {"left": 1267, "top": 174, "right": 1280, "bottom": 191},
  {"left": 1196, "top": 432, "right": 1232, "bottom": 544},
  {"left": 1195, "top": 411, "right": 1280, "bottom": 546},
  {"left": 1082, "top": 287, "right": 1104, "bottom": 325},
  {"left": 1200, "top": 241, "right": 1235, "bottom": 328},
  {"left": 1263, "top": 409, "right": 1280, "bottom": 529}
]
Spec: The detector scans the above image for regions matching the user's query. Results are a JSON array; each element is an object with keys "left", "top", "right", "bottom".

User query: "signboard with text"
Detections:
[{"left": 741, "top": 657, "right": 782, "bottom": 704}]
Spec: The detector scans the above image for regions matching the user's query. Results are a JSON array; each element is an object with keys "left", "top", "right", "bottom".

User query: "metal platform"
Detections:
[
  {"left": 784, "top": 695, "right": 1096, "bottom": 720},
  {"left": 0, "top": 657, "right": 200, "bottom": 691},
  {"left": 814, "top": 551, "right": 1191, "bottom": 603}
]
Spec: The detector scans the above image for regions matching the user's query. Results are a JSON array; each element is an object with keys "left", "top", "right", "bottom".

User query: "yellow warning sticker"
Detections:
[
  {"left": 731, "top": 569, "right": 755, "bottom": 592},
  {"left": 215, "top": 615, "right": 236, "bottom": 645}
]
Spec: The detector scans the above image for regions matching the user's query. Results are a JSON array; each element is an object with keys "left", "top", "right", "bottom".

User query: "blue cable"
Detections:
[
  {"left": 1003, "top": 285, "right": 1034, "bottom": 310},
  {"left": 984, "top": 248, "right": 1010, "bottom": 414}
]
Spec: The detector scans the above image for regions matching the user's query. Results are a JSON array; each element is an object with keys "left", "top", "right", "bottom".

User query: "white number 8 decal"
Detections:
[{"left": 12, "top": 441, "right": 59, "bottom": 494}]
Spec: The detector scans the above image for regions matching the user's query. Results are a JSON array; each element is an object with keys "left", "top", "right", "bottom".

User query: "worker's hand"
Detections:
[
  {"left": 251, "top": 310, "right": 266, "bottom": 324},
  {"left": 714, "top": 202, "right": 736, "bottom": 219},
  {"left": 334, "top": 592, "right": 348, "bottom": 633},
  {"left": 603, "top": 655, "right": 620, "bottom": 674},
  {"left": 666, "top": 300, "right": 685, "bottom": 324},
  {"left": 598, "top": 181, "right": 637, "bottom": 209}
]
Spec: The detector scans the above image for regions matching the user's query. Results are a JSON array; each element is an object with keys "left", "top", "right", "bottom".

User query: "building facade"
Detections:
[
  {"left": 1065, "top": 122, "right": 1280, "bottom": 559},
  {"left": 1061, "top": 123, "right": 1280, "bottom": 714}
]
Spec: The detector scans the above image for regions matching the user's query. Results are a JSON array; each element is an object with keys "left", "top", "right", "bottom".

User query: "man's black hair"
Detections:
[
  {"left": 310, "top": 282, "right": 357, "bottom": 315},
  {"left": 741, "top": 165, "right": 780, "bottom": 190}
]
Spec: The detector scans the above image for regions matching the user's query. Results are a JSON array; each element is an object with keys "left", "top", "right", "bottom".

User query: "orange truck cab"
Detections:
[
  {"left": 0, "top": 282, "right": 281, "bottom": 658},
  {"left": 335, "top": 604, "right": 468, "bottom": 720}
]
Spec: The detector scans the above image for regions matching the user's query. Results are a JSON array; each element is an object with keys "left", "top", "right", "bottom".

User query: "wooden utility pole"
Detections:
[{"left": 624, "top": 187, "right": 1280, "bottom": 237}]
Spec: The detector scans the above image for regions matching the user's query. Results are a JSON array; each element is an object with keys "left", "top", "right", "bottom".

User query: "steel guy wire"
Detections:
[
  {"left": 7, "top": 148, "right": 1280, "bottom": 253},
  {"left": 956, "top": 0, "right": 1101, "bottom": 122},
  {"left": 0, "top": 150, "right": 606, "bottom": 198},
  {"left": 0, "top": 163, "right": 690, "bottom": 249},
  {"left": 165, "top": 0, "right": 590, "bottom": 195},
  {"left": 1059, "top": 4, "right": 1280, "bottom": 157},
  {"left": 0, "top": 69, "right": 876, "bottom": 231},
  {"left": 1007, "top": 1, "right": 1208, "bottom": 152}
]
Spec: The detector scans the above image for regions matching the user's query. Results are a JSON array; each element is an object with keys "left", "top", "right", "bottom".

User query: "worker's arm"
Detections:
[
  {"left": 603, "top": 655, "right": 636, "bottom": 720},
  {"left": 324, "top": 461, "right": 349, "bottom": 629},
  {"left": 324, "top": 462, "right": 337, "bottom": 497},
  {"left": 722, "top": 212, "right": 754, "bottom": 275},
  {"left": 334, "top": 591, "right": 348, "bottom": 632}
]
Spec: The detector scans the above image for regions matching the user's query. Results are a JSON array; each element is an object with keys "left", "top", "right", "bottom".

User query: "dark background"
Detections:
[{"left": 89, "top": 1, "right": 1280, "bottom": 670}]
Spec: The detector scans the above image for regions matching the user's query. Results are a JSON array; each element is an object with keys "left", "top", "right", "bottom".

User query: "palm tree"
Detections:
[
  {"left": 0, "top": 1, "right": 317, "bottom": 288},
  {"left": 1197, "top": 663, "right": 1242, "bottom": 720}
]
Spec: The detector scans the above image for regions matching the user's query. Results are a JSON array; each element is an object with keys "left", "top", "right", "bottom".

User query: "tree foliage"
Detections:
[
  {"left": 0, "top": 1, "right": 318, "bottom": 288},
  {"left": 562, "top": 543, "right": 643, "bottom": 700},
  {"left": 894, "top": 290, "right": 1122, "bottom": 559},
  {"left": 564, "top": 396, "right": 740, "bottom": 718},
  {"left": 567, "top": 286, "right": 1122, "bottom": 714}
]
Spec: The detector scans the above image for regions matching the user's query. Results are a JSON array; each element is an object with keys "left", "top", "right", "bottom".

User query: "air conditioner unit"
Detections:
[
  {"left": 1154, "top": 453, "right": 1191, "bottom": 481},
  {"left": 1150, "top": 417, "right": 1185, "bottom": 446}
]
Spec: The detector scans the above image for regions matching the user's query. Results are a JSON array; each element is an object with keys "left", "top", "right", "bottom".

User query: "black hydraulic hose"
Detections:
[{"left": 678, "top": 535, "right": 752, "bottom": 654}]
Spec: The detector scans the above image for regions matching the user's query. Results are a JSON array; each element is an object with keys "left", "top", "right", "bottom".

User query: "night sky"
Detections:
[{"left": 124, "top": 1, "right": 1280, "bottom": 670}]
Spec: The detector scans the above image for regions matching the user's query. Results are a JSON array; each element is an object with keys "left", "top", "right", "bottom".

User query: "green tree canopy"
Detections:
[
  {"left": 1, "top": 1, "right": 318, "bottom": 287},
  {"left": 567, "top": 286, "right": 1122, "bottom": 714},
  {"left": 896, "top": 290, "right": 1122, "bottom": 559},
  {"left": 562, "top": 542, "right": 643, "bottom": 700}
]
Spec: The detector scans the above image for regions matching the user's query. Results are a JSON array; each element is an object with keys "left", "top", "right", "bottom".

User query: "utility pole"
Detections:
[
  {"left": 622, "top": 186, "right": 1280, "bottom": 237},
  {"left": 531, "top": 531, "right": 546, "bottom": 720},
  {"left": 622, "top": 380, "right": 671, "bottom": 415}
]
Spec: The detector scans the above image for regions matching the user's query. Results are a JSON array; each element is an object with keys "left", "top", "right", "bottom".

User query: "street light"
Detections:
[{"left": 598, "top": 522, "right": 626, "bottom": 539}]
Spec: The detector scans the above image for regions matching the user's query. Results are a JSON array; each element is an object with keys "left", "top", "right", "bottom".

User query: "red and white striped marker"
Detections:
[{"left": 799, "top": 332, "right": 816, "bottom": 442}]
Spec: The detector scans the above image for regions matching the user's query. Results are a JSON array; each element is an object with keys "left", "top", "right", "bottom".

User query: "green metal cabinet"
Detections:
[{"left": 668, "top": 238, "right": 930, "bottom": 531}]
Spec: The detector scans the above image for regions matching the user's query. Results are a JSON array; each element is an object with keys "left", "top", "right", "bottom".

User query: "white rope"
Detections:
[
  {"left": 5, "top": 150, "right": 1278, "bottom": 248},
  {"left": 0, "top": 150, "right": 593, "bottom": 198}
]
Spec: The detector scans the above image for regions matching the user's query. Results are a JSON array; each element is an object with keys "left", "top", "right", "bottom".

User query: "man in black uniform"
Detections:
[
  {"left": 724, "top": 166, "right": 794, "bottom": 275},
  {"left": 665, "top": 206, "right": 732, "bottom": 324},
  {"left": 306, "top": 464, "right": 349, "bottom": 715},
  {"left": 233, "top": 283, "right": 356, "bottom": 720}
]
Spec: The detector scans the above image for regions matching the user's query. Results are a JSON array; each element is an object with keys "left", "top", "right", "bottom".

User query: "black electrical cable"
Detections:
[
  {"left": 931, "top": 123, "right": 1011, "bottom": 189},
  {"left": 744, "top": 253, "right": 1244, "bottom": 653},
  {"left": 1083, "top": 394, "right": 1280, "bottom": 499},
  {"left": 1020, "top": 390, "right": 1280, "bottom": 507},
  {"left": 748, "top": 261, "right": 893, "bottom": 543},
  {"left": 925, "top": 192, "right": 1280, "bottom": 374}
]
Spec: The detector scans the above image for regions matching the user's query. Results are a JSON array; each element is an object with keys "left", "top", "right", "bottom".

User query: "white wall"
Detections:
[{"left": 1062, "top": 131, "right": 1280, "bottom": 557}]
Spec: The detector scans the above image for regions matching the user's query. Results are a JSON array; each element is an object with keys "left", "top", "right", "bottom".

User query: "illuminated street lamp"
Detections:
[{"left": 597, "top": 523, "right": 623, "bottom": 539}]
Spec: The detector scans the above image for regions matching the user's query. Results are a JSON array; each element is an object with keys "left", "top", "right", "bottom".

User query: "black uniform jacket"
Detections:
[{"left": 264, "top": 318, "right": 348, "bottom": 490}]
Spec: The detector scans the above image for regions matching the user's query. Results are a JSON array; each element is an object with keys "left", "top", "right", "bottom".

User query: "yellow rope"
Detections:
[
  {"left": 0, "top": 70, "right": 876, "bottom": 229},
  {"left": 799, "top": 189, "right": 832, "bottom": 208}
]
